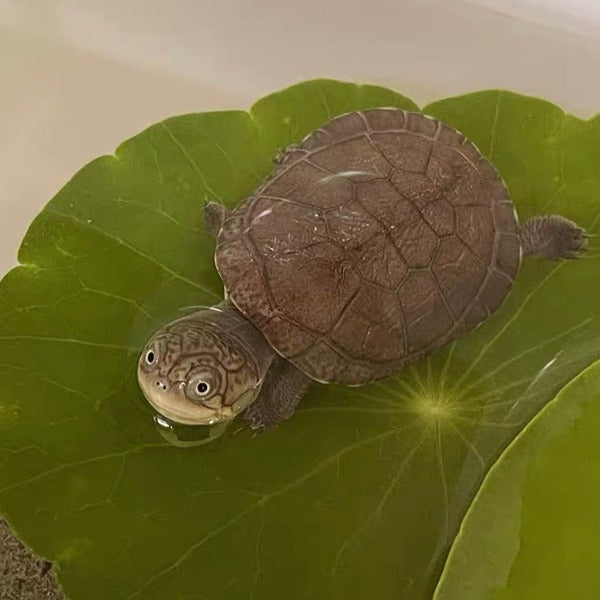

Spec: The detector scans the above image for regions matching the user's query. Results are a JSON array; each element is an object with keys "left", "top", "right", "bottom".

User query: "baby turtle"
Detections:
[{"left": 137, "top": 108, "right": 587, "bottom": 430}]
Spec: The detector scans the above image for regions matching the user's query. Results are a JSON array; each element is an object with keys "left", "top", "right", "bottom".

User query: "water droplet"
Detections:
[
  {"left": 155, "top": 414, "right": 171, "bottom": 429},
  {"left": 86, "top": 219, "right": 93, "bottom": 224},
  {"left": 152, "top": 413, "right": 230, "bottom": 447}
]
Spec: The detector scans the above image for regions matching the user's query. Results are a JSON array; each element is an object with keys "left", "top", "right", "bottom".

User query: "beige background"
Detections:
[{"left": 1, "top": 0, "right": 600, "bottom": 277}]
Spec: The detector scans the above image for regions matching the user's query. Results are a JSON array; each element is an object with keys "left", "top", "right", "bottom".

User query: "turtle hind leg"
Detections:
[
  {"left": 519, "top": 214, "right": 588, "bottom": 260},
  {"left": 243, "top": 359, "right": 312, "bottom": 431}
]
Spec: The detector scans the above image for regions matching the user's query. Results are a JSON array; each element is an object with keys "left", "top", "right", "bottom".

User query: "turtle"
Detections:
[{"left": 137, "top": 108, "right": 588, "bottom": 430}]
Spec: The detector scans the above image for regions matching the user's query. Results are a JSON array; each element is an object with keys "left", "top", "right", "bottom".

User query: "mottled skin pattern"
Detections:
[
  {"left": 138, "top": 108, "right": 587, "bottom": 430},
  {"left": 138, "top": 303, "right": 274, "bottom": 425}
]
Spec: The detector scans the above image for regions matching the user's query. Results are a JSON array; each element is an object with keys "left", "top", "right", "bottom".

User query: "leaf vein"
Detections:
[{"left": 47, "top": 209, "right": 219, "bottom": 299}]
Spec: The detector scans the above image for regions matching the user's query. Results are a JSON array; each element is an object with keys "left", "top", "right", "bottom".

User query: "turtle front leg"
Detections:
[
  {"left": 204, "top": 201, "right": 231, "bottom": 238},
  {"left": 519, "top": 214, "right": 588, "bottom": 260},
  {"left": 243, "top": 358, "right": 312, "bottom": 431}
]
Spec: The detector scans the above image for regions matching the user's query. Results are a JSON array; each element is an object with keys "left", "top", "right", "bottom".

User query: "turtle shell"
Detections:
[{"left": 215, "top": 108, "right": 521, "bottom": 385}]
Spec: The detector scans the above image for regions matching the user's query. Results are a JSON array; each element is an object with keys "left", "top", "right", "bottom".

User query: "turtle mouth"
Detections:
[{"left": 137, "top": 375, "right": 227, "bottom": 426}]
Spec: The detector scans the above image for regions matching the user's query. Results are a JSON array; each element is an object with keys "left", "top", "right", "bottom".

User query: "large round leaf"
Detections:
[{"left": 0, "top": 80, "right": 598, "bottom": 599}]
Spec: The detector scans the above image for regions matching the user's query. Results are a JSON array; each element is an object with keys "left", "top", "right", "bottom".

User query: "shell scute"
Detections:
[
  {"left": 371, "top": 131, "right": 432, "bottom": 173},
  {"left": 398, "top": 270, "right": 454, "bottom": 353},
  {"left": 421, "top": 198, "right": 455, "bottom": 236},
  {"left": 330, "top": 284, "right": 406, "bottom": 362},
  {"left": 309, "top": 136, "right": 391, "bottom": 181},
  {"left": 265, "top": 241, "right": 361, "bottom": 335},
  {"left": 322, "top": 111, "right": 367, "bottom": 138},
  {"left": 455, "top": 205, "right": 495, "bottom": 263},
  {"left": 296, "top": 340, "right": 350, "bottom": 382},
  {"left": 432, "top": 236, "right": 487, "bottom": 320},
  {"left": 406, "top": 112, "right": 439, "bottom": 137},
  {"left": 362, "top": 108, "right": 407, "bottom": 131}
]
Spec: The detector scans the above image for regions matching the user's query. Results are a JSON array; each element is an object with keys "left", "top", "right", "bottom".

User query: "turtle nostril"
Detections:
[{"left": 155, "top": 380, "right": 169, "bottom": 391}]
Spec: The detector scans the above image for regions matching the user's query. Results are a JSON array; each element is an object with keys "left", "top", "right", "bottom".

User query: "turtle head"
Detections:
[{"left": 137, "top": 310, "right": 266, "bottom": 426}]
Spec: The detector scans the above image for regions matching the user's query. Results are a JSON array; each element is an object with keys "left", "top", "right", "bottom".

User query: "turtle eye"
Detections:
[
  {"left": 195, "top": 381, "right": 210, "bottom": 396},
  {"left": 185, "top": 370, "right": 219, "bottom": 404},
  {"left": 145, "top": 349, "right": 156, "bottom": 365}
]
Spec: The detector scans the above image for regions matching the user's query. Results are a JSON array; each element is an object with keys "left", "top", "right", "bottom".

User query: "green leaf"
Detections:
[
  {"left": 0, "top": 79, "right": 598, "bottom": 600},
  {"left": 434, "top": 359, "right": 600, "bottom": 600}
]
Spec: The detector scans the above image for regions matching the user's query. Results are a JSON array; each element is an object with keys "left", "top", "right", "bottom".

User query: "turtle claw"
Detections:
[
  {"left": 243, "top": 408, "right": 269, "bottom": 433},
  {"left": 562, "top": 237, "right": 588, "bottom": 259},
  {"left": 568, "top": 227, "right": 589, "bottom": 255},
  {"left": 564, "top": 250, "right": 584, "bottom": 260}
]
